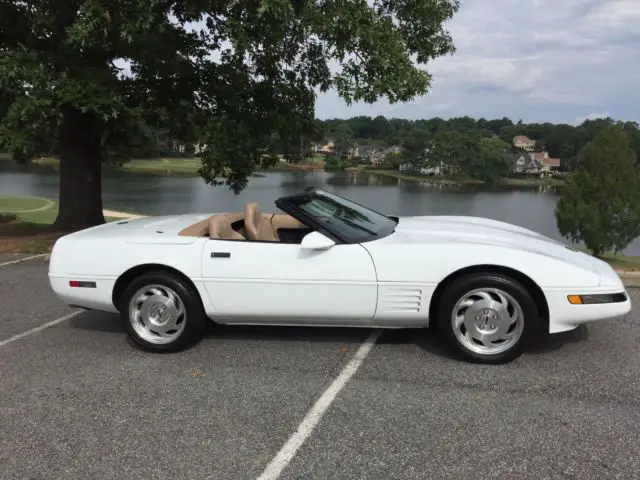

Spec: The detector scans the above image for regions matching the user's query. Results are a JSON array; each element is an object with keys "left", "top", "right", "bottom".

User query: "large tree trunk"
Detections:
[{"left": 53, "top": 106, "right": 106, "bottom": 230}]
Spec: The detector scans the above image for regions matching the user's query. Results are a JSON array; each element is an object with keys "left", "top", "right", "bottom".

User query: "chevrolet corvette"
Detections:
[{"left": 48, "top": 187, "right": 631, "bottom": 363}]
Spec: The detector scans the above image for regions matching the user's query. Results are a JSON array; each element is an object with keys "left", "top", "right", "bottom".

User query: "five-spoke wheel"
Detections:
[
  {"left": 438, "top": 272, "right": 541, "bottom": 363},
  {"left": 119, "top": 271, "right": 207, "bottom": 352}
]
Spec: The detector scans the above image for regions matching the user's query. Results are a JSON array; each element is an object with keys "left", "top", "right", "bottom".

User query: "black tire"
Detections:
[
  {"left": 436, "top": 272, "right": 541, "bottom": 364},
  {"left": 118, "top": 271, "right": 208, "bottom": 353}
]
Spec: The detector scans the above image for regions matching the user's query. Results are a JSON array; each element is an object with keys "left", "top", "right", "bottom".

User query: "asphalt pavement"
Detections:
[{"left": 1, "top": 257, "right": 638, "bottom": 480}]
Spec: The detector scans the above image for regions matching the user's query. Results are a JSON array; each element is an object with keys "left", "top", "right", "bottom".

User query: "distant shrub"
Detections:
[{"left": 0, "top": 213, "right": 17, "bottom": 224}]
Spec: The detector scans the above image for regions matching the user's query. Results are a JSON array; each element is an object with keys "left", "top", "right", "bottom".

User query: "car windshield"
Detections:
[{"left": 284, "top": 189, "right": 397, "bottom": 243}]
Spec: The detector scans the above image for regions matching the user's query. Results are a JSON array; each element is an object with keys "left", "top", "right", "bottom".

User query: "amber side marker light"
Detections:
[
  {"left": 567, "top": 293, "right": 627, "bottom": 305},
  {"left": 567, "top": 295, "right": 583, "bottom": 305}
]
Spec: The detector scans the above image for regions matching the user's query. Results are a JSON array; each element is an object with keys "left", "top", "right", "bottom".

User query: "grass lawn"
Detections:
[
  {"left": 586, "top": 251, "right": 640, "bottom": 272},
  {"left": 365, "top": 169, "right": 548, "bottom": 186},
  {"left": 0, "top": 195, "right": 121, "bottom": 254},
  {"left": 121, "top": 157, "right": 201, "bottom": 174},
  {"left": 365, "top": 169, "right": 564, "bottom": 187},
  {"left": 500, "top": 176, "right": 565, "bottom": 187},
  {"left": 33, "top": 156, "right": 325, "bottom": 175},
  {"left": 364, "top": 169, "right": 478, "bottom": 185}
]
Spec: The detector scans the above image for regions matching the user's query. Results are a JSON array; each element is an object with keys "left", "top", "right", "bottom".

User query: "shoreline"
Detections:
[
  {"left": 361, "top": 169, "right": 565, "bottom": 187},
  {"left": 17, "top": 158, "right": 563, "bottom": 186},
  {"left": 26, "top": 157, "right": 326, "bottom": 175},
  {"left": 2, "top": 206, "right": 639, "bottom": 282}
]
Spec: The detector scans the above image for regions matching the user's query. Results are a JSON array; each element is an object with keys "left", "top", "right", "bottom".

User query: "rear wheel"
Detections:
[
  {"left": 437, "top": 272, "right": 541, "bottom": 364},
  {"left": 119, "top": 271, "right": 207, "bottom": 353}
]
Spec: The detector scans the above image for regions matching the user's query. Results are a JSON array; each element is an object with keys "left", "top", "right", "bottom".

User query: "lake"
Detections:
[{"left": 2, "top": 162, "right": 639, "bottom": 255}]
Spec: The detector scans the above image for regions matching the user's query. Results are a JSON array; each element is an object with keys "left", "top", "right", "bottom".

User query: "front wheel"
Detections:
[
  {"left": 437, "top": 272, "right": 541, "bottom": 364},
  {"left": 119, "top": 271, "right": 207, "bottom": 353}
]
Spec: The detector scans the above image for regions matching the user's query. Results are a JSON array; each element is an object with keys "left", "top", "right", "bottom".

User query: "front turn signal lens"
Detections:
[
  {"left": 567, "top": 295, "right": 583, "bottom": 305},
  {"left": 567, "top": 293, "right": 627, "bottom": 305}
]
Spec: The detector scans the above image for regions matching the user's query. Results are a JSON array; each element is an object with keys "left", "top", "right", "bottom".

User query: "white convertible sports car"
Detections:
[{"left": 48, "top": 187, "right": 631, "bottom": 364}]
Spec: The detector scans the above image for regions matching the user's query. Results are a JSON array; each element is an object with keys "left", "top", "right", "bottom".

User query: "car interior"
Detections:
[{"left": 178, "top": 202, "right": 314, "bottom": 243}]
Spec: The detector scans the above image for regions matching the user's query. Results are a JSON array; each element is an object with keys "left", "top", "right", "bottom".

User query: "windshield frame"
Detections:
[{"left": 275, "top": 188, "right": 398, "bottom": 244}]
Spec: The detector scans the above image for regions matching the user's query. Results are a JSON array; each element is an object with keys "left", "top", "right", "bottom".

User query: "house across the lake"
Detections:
[
  {"left": 349, "top": 144, "right": 403, "bottom": 167},
  {"left": 513, "top": 135, "right": 536, "bottom": 151},
  {"left": 511, "top": 151, "right": 561, "bottom": 175}
]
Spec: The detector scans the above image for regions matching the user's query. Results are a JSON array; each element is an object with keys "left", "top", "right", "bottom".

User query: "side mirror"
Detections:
[{"left": 301, "top": 231, "right": 335, "bottom": 250}]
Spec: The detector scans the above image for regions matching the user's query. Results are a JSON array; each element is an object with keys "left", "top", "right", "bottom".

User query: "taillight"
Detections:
[{"left": 69, "top": 280, "right": 97, "bottom": 288}]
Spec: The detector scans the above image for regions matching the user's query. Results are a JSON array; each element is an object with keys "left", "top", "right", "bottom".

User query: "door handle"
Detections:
[{"left": 211, "top": 252, "right": 231, "bottom": 258}]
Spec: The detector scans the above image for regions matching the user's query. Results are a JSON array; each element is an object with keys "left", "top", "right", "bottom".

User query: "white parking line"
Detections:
[
  {"left": 257, "top": 329, "right": 382, "bottom": 480},
  {"left": 0, "top": 310, "right": 83, "bottom": 347},
  {"left": 0, "top": 254, "right": 48, "bottom": 267}
]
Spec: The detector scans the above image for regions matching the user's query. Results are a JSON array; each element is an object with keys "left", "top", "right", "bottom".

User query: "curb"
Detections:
[
  {"left": 618, "top": 271, "right": 640, "bottom": 288},
  {"left": 0, "top": 253, "right": 49, "bottom": 267},
  {"left": 623, "top": 281, "right": 639, "bottom": 288}
]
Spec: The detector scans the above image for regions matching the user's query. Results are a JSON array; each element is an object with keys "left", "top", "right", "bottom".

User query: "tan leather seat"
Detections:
[
  {"left": 244, "top": 202, "right": 278, "bottom": 241},
  {"left": 209, "top": 213, "right": 245, "bottom": 240}
]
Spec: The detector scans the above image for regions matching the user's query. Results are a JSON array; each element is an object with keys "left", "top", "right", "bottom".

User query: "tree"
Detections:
[
  {"left": 399, "top": 128, "right": 429, "bottom": 171},
  {"left": 429, "top": 130, "right": 478, "bottom": 178},
  {"left": 555, "top": 125, "right": 640, "bottom": 256},
  {"left": 330, "top": 123, "right": 355, "bottom": 157},
  {"left": 462, "top": 135, "right": 511, "bottom": 183},
  {"left": 0, "top": 0, "right": 460, "bottom": 229}
]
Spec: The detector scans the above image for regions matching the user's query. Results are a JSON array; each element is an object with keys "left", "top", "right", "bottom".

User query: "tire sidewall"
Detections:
[
  {"left": 437, "top": 273, "right": 540, "bottom": 364},
  {"left": 119, "top": 272, "right": 207, "bottom": 353}
]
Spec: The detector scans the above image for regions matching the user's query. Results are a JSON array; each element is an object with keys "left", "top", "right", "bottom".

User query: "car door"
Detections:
[{"left": 200, "top": 237, "right": 378, "bottom": 325}]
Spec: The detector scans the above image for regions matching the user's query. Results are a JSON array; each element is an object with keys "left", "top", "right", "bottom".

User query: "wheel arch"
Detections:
[
  {"left": 428, "top": 264, "right": 549, "bottom": 332},
  {"left": 112, "top": 263, "right": 202, "bottom": 310}
]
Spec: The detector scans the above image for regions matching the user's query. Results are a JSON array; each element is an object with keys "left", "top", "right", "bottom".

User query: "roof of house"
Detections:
[
  {"left": 513, "top": 135, "right": 535, "bottom": 145},
  {"left": 382, "top": 145, "right": 403, "bottom": 155},
  {"left": 545, "top": 157, "right": 561, "bottom": 167},
  {"left": 511, "top": 152, "right": 543, "bottom": 169},
  {"left": 533, "top": 152, "right": 547, "bottom": 162},
  {"left": 353, "top": 144, "right": 385, "bottom": 155}
]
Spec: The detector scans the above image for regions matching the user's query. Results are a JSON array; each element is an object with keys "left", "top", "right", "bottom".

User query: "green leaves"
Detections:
[
  {"left": 470, "top": 136, "right": 511, "bottom": 183},
  {"left": 555, "top": 125, "right": 640, "bottom": 256},
  {"left": 0, "top": 0, "right": 459, "bottom": 195}
]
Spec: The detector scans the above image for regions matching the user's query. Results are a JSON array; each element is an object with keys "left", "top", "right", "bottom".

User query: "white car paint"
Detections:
[
  {"left": 48, "top": 210, "right": 632, "bottom": 335},
  {"left": 200, "top": 238, "right": 377, "bottom": 323}
]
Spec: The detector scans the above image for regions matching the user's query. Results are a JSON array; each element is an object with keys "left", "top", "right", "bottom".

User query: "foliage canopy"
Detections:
[
  {"left": 555, "top": 124, "right": 640, "bottom": 256},
  {"left": 0, "top": 0, "right": 460, "bottom": 227}
]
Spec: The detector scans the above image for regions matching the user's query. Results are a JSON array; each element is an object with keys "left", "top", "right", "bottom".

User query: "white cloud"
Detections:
[
  {"left": 315, "top": 0, "right": 640, "bottom": 123},
  {"left": 574, "top": 112, "right": 610, "bottom": 124}
]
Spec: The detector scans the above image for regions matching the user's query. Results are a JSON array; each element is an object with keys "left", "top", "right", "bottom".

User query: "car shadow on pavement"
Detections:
[
  {"left": 68, "top": 311, "right": 591, "bottom": 359},
  {"left": 373, "top": 324, "right": 592, "bottom": 362},
  {"left": 69, "top": 311, "right": 374, "bottom": 346},
  {"left": 527, "top": 324, "right": 590, "bottom": 355},
  {"left": 205, "top": 323, "right": 372, "bottom": 345},
  {"left": 377, "top": 327, "right": 461, "bottom": 361},
  {"left": 69, "top": 311, "right": 124, "bottom": 333}
]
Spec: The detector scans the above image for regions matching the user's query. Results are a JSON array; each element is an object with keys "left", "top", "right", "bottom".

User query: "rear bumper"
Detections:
[
  {"left": 545, "top": 288, "right": 632, "bottom": 333},
  {"left": 48, "top": 274, "right": 118, "bottom": 313}
]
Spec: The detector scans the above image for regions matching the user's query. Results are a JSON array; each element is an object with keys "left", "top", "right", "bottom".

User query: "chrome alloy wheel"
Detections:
[
  {"left": 128, "top": 284, "right": 187, "bottom": 344},
  {"left": 451, "top": 287, "right": 524, "bottom": 355}
]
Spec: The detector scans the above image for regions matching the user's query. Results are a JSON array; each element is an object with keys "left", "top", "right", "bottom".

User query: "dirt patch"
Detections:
[
  {"left": 0, "top": 219, "right": 73, "bottom": 254},
  {"left": 0, "top": 233, "right": 60, "bottom": 254}
]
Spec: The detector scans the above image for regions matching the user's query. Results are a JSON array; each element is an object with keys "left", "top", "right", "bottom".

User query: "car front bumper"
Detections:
[{"left": 545, "top": 288, "right": 632, "bottom": 333}]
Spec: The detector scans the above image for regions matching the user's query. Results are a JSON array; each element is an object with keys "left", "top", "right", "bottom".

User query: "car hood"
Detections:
[
  {"left": 395, "top": 215, "right": 565, "bottom": 247},
  {"left": 392, "top": 215, "right": 608, "bottom": 278}
]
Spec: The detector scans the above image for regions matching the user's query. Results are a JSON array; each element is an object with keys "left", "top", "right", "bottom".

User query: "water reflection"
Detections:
[{"left": 1, "top": 162, "right": 639, "bottom": 255}]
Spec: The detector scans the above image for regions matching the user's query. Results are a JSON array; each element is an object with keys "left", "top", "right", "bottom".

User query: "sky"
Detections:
[{"left": 314, "top": 0, "right": 640, "bottom": 124}]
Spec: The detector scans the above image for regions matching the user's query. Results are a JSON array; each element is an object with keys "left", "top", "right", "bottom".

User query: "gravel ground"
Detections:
[{"left": 0, "top": 258, "right": 637, "bottom": 479}]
